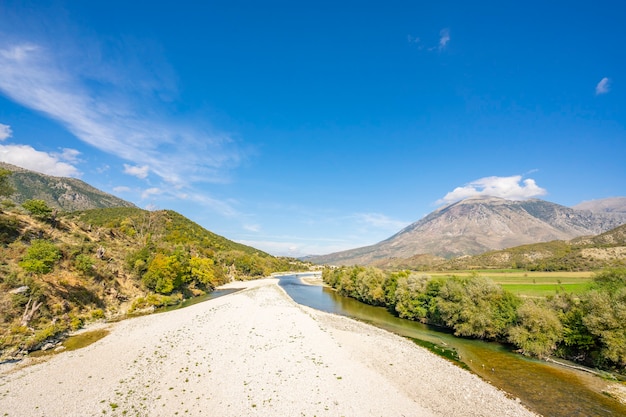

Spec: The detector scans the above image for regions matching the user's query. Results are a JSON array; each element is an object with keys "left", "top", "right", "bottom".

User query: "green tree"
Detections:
[
  {"left": 354, "top": 267, "right": 387, "bottom": 306},
  {"left": 0, "top": 168, "right": 14, "bottom": 200},
  {"left": 19, "top": 239, "right": 62, "bottom": 274},
  {"left": 394, "top": 273, "right": 433, "bottom": 321},
  {"left": 508, "top": 299, "right": 563, "bottom": 358},
  {"left": 142, "top": 253, "right": 185, "bottom": 294},
  {"left": 581, "top": 286, "right": 626, "bottom": 367},
  {"left": 189, "top": 256, "right": 217, "bottom": 287},
  {"left": 22, "top": 199, "right": 53, "bottom": 220},
  {"left": 435, "top": 275, "right": 520, "bottom": 339}
]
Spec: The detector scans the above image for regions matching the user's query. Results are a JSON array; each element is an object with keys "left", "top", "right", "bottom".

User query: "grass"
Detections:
[
  {"left": 427, "top": 270, "right": 595, "bottom": 297},
  {"left": 501, "top": 283, "right": 590, "bottom": 297}
]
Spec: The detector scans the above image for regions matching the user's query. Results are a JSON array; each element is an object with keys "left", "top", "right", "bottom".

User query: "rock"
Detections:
[
  {"left": 9, "top": 286, "right": 29, "bottom": 294},
  {"left": 54, "top": 346, "right": 66, "bottom": 353},
  {"left": 41, "top": 343, "right": 55, "bottom": 351}
]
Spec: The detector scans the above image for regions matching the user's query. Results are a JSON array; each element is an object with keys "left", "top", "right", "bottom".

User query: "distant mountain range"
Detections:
[
  {"left": 308, "top": 196, "right": 626, "bottom": 266},
  {"left": 0, "top": 162, "right": 135, "bottom": 211}
]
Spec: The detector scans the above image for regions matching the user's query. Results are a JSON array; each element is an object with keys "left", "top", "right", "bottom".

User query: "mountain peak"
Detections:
[{"left": 310, "top": 196, "right": 626, "bottom": 265}]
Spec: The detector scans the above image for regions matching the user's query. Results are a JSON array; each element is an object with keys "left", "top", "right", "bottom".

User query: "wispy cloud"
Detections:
[
  {"left": 123, "top": 164, "right": 149, "bottom": 179},
  {"left": 0, "top": 28, "right": 243, "bottom": 188},
  {"left": 409, "top": 28, "right": 450, "bottom": 52},
  {"left": 407, "top": 35, "right": 420, "bottom": 44},
  {"left": 113, "top": 186, "right": 131, "bottom": 193},
  {"left": 243, "top": 224, "right": 261, "bottom": 232},
  {"left": 353, "top": 213, "right": 409, "bottom": 231},
  {"left": 0, "top": 123, "right": 12, "bottom": 141},
  {"left": 438, "top": 175, "right": 547, "bottom": 205},
  {"left": 438, "top": 28, "right": 450, "bottom": 50},
  {"left": 595, "top": 77, "right": 611, "bottom": 95},
  {"left": 0, "top": 143, "right": 80, "bottom": 176},
  {"left": 141, "top": 187, "right": 162, "bottom": 199},
  {"left": 237, "top": 235, "right": 352, "bottom": 257}
]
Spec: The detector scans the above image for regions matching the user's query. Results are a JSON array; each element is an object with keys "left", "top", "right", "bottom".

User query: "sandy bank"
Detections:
[{"left": 0, "top": 278, "right": 536, "bottom": 416}]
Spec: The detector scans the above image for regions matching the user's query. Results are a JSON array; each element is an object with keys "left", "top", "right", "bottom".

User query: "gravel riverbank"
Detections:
[{"left": 0, "top": 278, "right": 536, "bottom": 416}]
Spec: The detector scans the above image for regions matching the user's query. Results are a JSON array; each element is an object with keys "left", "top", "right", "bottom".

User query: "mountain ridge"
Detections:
[
  {"left": 0, "top": 162, "right": 135, "bottom": 211},
  {"left": 308, "top": 196, "right": 626, "bottom": 265}
]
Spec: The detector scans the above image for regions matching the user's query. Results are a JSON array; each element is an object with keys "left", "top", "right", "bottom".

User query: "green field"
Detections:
[{"left": 427, "top": 270, "right": 595, "bottom": 297}]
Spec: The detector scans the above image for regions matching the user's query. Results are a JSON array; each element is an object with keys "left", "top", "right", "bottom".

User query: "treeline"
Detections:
[{"left": 323, "top": 266, "right": 626, "bottom": 372}]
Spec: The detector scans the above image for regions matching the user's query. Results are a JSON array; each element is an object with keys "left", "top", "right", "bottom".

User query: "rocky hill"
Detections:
[
  {"left": 0, "top": 162, "right": 135, "bottom": 211},
  {"left": 309, "top": 196, "right": 626, "bottom": 265}
]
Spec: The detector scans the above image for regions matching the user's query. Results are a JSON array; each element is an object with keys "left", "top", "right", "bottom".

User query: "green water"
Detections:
[{"left": 279, "top": 274, "right": 626, "bottom": 417}]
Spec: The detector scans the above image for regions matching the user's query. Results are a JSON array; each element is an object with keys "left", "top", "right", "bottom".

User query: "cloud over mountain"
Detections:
[{"left": 438, "top": 175, "right": 547, "bottom": 205}]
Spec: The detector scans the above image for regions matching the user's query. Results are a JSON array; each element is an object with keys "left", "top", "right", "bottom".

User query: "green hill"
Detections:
[{"left": 0, "top": 204, "right": 307, "bottom": 360}]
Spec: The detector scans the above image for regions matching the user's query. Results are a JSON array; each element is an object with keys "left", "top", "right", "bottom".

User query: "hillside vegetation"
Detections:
[
  {"left": 439, "top": 223, "right": 626, "bottom": 272},
  {"left": 0, "top": 202, "right": 306, "bottom": 359}
]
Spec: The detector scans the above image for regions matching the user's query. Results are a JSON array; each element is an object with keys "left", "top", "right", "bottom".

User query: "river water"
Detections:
[{"left": 277, "top": 273, "right": 626, "bottom": 417}]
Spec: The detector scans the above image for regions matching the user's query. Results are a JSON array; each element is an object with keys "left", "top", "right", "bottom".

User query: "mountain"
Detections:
[
  {"left": 0, "top": 162, "right": 135, "bottom": 211},
  {"left": 309, "top": 196, "right": 626, "bottom": 265},
  {"left": 573, "top": 197, "right": 626, "bottom": 213}
]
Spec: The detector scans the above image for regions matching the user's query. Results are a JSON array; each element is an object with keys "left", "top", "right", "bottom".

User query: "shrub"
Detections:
[{"left": 19, "top": 240, "right": 61, "bottom": 275}]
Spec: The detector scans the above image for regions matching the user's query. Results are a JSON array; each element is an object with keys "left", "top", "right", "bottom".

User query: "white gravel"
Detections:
[{"left": 0, "top": 278, "right": 537, "bottom": 416}]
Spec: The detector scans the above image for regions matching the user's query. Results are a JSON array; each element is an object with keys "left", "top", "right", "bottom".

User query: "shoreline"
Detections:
[{"left": 0, "top": 278, "right": 536, "bottom": 416}]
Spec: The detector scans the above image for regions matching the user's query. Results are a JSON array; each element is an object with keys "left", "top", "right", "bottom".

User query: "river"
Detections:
[{"left": 277, "top": 273, "right": 626, "bottom": 417}]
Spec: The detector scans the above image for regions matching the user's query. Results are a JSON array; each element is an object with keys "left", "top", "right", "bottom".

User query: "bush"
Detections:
[
  {"left": 74, "top": 254, "right": 95, "bottom": 276},
  {"left": 22, "top": 199, "right": 53, "bottom": 220},
  {"left": 19, "top": 240, "right": 61, "bottom": 274}
]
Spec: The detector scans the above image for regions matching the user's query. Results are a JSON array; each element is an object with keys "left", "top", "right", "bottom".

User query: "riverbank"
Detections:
[{"left": 0, "top": 278, "right": 535, "bottom": 416}]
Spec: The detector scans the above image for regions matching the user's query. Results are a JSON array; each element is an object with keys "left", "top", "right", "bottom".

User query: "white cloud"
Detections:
[
  {"left": 0, "top": 35, "right": 242, "bottom": 189},
  {"left": 407, "top": 35, "right": 420, "bottom": 44},
  {"left": 438, "top": 175, "right": 547, "bottom": 205},
  {"left": 595, "top": 77, "right": 610, "bottom": 95},
  {"left": 141, "top": 187, "right": 162, "bottom": 199},
  {"left": 237, "top": 237, "right": 352, "bottom": 257},
  {"left": 243, "top": 224, "right": 261, "bottom": 232},
  {"left": 113, "top": 186, "right": 131, "bottom": 193},
  {"left": 439, "top": 28, "right": 450, "bottom": 50},
  {"left": 54, "top": 148, "right": 81, "bottom": 163},
  {"left": 123, "top": 164, "right": 149, "bottom": 179},
  {"left": 0, "top": 124, "right": 12, "bottom": 141},
  {"left": 0, "top": 143, "right": 80, "bottom": 176},
  {"left": 354, "top": 213, "right": 409, "bottom": 231}
]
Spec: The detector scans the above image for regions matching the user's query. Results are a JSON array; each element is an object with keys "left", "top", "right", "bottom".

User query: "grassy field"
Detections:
[{"left": 426, "top": 270, "right": 595, "bottom": 298}]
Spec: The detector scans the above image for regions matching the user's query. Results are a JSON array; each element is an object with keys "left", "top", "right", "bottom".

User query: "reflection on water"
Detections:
[{"left": 278, "top": 274, "right": 626, "bottom": 417}]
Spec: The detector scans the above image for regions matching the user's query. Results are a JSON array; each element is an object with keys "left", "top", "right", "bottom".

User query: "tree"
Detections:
[
  {"left": 508, "top": 299, "right": 563, "bottom": 358},
  {"left": 19, "top": 239, "right": 62, "bottom": 274},
  {"left": 435, "top": 275, "right": 520, "bottom": 339},
  {"left": 189, "top": 256, "right": 217, "bottom": 287},
  {"left": 0, "top": 168, "right": 14, "bottom": 199},
  {"left": 142, "top": 253, "right": 185, "bottom": 294},
  {"left": 581, "top": 285, "right": 626, "bottom": 367},
  {"left": 394, "top": 273, "right": 433, "bottom": 321},
  {"left": 22, "top": 199, "right": 53, "bottom": 220}
]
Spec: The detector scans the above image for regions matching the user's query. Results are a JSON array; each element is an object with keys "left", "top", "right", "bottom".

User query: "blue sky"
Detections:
[{"left": 0, "top": 1, "right": 624, "bottom": 257}]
